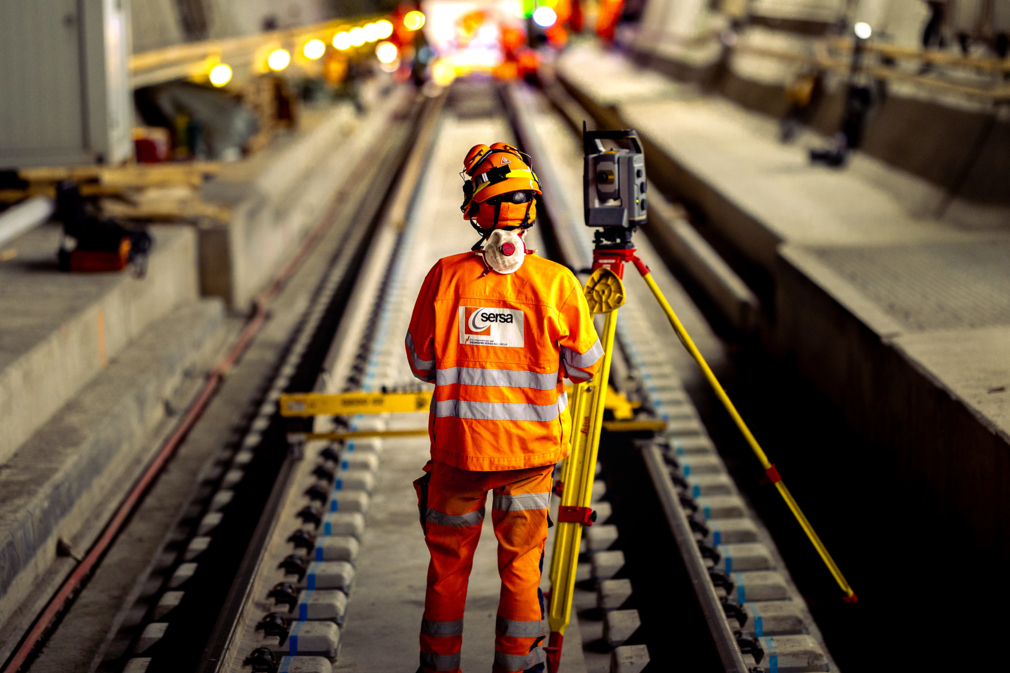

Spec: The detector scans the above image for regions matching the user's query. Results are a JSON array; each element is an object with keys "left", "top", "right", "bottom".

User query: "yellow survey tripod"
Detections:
[{"left": 543, "top": 128, "right": 855, "bottom": 673}]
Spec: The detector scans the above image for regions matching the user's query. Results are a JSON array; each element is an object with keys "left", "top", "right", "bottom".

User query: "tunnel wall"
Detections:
[{"left": 624, "top": 0, "right": 1010, "bottom": 210}]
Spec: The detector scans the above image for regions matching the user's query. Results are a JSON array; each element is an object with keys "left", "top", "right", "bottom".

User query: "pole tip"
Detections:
[{"left": 842, "top": 591, "right": 858, "bottom": 604}]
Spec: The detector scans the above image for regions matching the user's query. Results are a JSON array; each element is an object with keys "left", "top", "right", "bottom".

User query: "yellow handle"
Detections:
[{"left": 640, "top": 271, "right": 856, "bottom": 601}]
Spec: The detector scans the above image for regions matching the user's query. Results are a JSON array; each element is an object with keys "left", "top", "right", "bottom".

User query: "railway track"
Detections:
[{"left": 10, "top": 80, "right": 844, "bottom": 673}]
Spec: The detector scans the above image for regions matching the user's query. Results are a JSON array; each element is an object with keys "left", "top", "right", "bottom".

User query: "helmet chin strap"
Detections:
[{"left": 469, "top": 219, "right": 492, "bottom": 251}]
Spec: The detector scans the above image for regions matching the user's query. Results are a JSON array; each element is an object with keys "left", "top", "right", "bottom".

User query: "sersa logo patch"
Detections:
[{"left": 459, "top": 306, "right": 524, "bottom": 347}]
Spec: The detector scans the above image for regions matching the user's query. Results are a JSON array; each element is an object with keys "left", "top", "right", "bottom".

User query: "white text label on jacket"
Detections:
[{"left": 458, "top": 306, "right": 525, "bottom": 347}]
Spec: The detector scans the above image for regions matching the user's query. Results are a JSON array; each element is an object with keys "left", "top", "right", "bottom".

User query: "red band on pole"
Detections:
[
  {"left": 553, "top": 480, "right": 564, "bottom": 496},
  {"left": 631, "top": 255, "right": 650, "bottom": 276},
  {"left": 764, "top": 464, "right": 782, "bottom": 484},
  {"left": 544, "top": 631, "right": 564, "bottom": 673},
  {"left": 843, "top": 592, "right": 859, "bottom": 604},
  {"left": 557, "top": 506, "right": 594, "bottom": 525}
]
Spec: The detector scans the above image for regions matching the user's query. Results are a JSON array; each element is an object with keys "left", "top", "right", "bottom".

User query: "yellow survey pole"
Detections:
[{"left": 639, "top": 271, "right": 856, "bottom": 602}]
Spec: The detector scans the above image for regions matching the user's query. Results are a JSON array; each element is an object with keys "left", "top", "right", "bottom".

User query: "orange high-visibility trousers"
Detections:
[{"left": 415, "top": 460, "right": 553, "bottom": 673}]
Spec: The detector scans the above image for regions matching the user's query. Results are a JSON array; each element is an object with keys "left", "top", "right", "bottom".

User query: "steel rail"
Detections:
[
  {"left": 0, "top": 94, "right": 382, "bottom": 673},
  {"left": 192, "top": 121, "right": 414, "bottom": 672},
  {"left": 197, "top": 91, "right": 444, "bottom": 673},
  {"left": 0, "top": 85, "right": 424, "bottom": 673},
  {"left": 641, "top": 444, "right": 751, "bottom": 673},
  {"left": 504, "top": 81, "right": 757, "bottom": 672}
]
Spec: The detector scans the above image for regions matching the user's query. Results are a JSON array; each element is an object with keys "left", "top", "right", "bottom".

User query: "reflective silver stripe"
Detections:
[
  {"left": 406, "top": 332, "right": 435, "bottom": 371},
  {"left": 436, "top": 367, "right": 558, "bottom": 390},
  {"left": 562, "top": 339, "right": 604, "bottom": 370},
  {"left": 426, "top": 507, "right": 485, "bottom": 528},
  {"left": 434, "top": 397, "right": 566, "bottom": 423},
  {"left": 567, "top": 369, "right": 592, "bottom": 383},
  {"left": 420, "top": 651, "right": 461, "bottom": 671},
  {"left": 492, "top": 492, "right": 551, "bottom": 512},
  {"left": 495, "top": 616, "right": 548, "bottom": 638},
  {"left": 421, "top": 618, "right": 464, "bottom": 637},
  {"left": 494, "top": 648, "right": 545, "bottom": 671}
]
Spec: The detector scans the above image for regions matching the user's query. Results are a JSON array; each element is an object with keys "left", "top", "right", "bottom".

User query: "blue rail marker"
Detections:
[
  {"left": 763, "top": 636, "right": 777, "bottom": 673},
  {"left": 299, "top": 590, "right": 313, "bottom": 620},
  {"left": 289, "top": 620, "right": 304, "bottom": 655},
  {"left": 750, "top": 603, "right": 762, "bottom": 637}
]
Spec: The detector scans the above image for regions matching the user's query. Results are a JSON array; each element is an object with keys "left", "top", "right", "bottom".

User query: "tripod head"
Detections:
[{"left": 583, "top": 122, "right": 647, "bottom": 249}]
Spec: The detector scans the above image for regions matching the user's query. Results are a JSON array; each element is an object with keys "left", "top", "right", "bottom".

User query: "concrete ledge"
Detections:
[
  {"left": 621, "top": 23, "right": 1010, "bottom": 211},
  {"left": 559, "top": 44, "right": 1010, "bottom": 569},
  {"left": 199, "top": 85, "right": 413, "bottom": 310},
  {"left": 645, "top": 188, "right": 759, "bottom": 331},
  {"left": 0, "top": 224, "right": 198, "bottom": 465},
  {"left": 776, "top": 247, "right": 1010, "bottom": 565},
  {"left": 0, "top": 298, "right": 226, "bottom": 628}
]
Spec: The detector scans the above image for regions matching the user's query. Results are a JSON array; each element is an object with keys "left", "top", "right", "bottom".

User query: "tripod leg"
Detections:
[
  {"left": 637, "top": 270, "right": 856, "bottom": 602},
  {"left": 546, "top": 308, "right": 620, "bottom": 672},
  {"left": 547, "top": 384, "right": 586, "bottom": 599}
]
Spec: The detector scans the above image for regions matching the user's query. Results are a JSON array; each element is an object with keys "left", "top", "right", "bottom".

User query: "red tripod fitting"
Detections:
[
  {"left": 591, "top": 247, "right": 650, "bottom": 278},
  {"left": 557, "top": 505, "right": 595, "bottom": 526},
  {"left": 544, "top": 631, "right": 564, "bottom": 673}
]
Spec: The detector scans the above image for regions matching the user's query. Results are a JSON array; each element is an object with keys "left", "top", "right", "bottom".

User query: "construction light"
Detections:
[
  {"left": 333, "top": 31, "right": 352, "bottom": 50},
  {"left": 303, "top": 39, "right": 326, "bottom": 60},
  {"left": 364, "top": 22, "right": 381, "bottom": 42},
  {"left": 376, "top": 41, "right": 399, "bottom": 64},
  {"left": 854, "top": 22, "right": 872, "bottom": 39},
  {"left": 376, "top": 19, "right": 394, "bottom": 39},
  {"left": 350, "top": 27, "right": 366, "bottom": 46},
  {"left": 431, "top": 59, "right": 455, "bottom": 87},
  {"left": 209, "top": 64, "right": 232, "bottom": 87},
  {"left": 404, "top": 10, "right": 425, "bottom": 31},
  {"left": 268, "top": 48, "right": 291, "bottom": 71},
  {"left": 532, "top": 6, "right": 557, "bottom": 28}
]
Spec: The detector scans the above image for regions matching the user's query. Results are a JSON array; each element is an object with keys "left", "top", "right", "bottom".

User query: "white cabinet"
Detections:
[{"left": 0, "top": 0, "right": 133, "bottom": 168}]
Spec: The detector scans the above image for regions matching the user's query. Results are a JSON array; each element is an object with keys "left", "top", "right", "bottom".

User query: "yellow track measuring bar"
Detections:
[
  {"left": 287, "top": 428, "right": 429, "bottom": 442},
  {"left": 279, "top": 391, "right": 432, "bottom": 416}
]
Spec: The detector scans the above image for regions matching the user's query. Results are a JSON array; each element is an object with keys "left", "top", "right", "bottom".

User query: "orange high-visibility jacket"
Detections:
[{"left": 406, "top": 251, "right": 603, "bottom": 471}]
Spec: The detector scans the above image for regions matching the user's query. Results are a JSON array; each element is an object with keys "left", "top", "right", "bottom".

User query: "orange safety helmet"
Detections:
[{"left": 460, "top": 142, "right": 542, "bottom": 248}]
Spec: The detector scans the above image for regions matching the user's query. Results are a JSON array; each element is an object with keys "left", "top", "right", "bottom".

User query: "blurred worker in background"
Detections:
[{"left": 406, "top": 143, "right": 603, "bottom": 673}]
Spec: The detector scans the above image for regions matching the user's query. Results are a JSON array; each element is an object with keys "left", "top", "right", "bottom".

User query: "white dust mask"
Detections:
[{"left": 480, "top": 229, "right": 528, "bottom": 275}]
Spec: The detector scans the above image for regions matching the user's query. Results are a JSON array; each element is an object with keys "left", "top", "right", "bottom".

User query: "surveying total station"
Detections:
[{"left": 543, "top": 126, "right": 856, "bottom": 672}]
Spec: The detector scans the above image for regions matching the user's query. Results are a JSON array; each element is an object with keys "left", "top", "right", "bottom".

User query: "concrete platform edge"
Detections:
[
  {"left": 0, "top": 225, "right": 199, "bottom": 466},
  {"left": 0, "top": 298, "right": 227, "bottom": 632}
]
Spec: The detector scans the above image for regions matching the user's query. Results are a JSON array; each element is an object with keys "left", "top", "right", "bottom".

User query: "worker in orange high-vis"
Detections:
[{"left": 406, "top": 142, "right": 603, "bottom": 673}]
